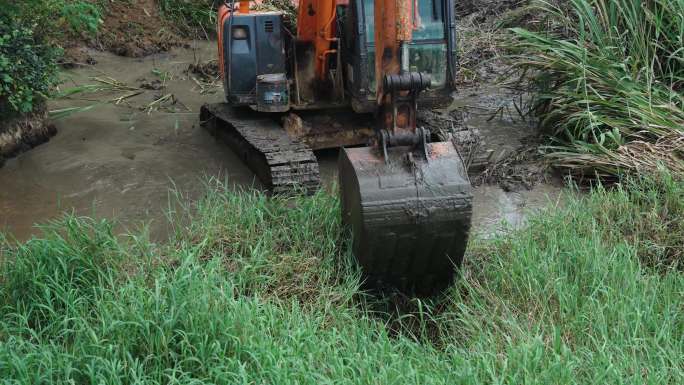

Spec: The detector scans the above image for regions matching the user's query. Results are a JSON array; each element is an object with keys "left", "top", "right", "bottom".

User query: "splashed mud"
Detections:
[{"left": 0, "top": 41, "right": 561, "bottom": 242}]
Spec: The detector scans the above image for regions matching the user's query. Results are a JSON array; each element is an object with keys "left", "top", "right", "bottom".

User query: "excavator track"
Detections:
[{"left": 200, "top": 103, "right": 321, "bottom": 194}]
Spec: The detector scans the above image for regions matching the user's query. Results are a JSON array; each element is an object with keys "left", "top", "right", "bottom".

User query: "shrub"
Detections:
[
  {"left": 157, "top": 0, "right": 298, "bottom": 36},
  {"left": 2, "top": 0, "right": 102, "bottom": 40},
  {"left": 0, "top": 18, "right": 60, "bottom": 117},
  {"left": 0, "top": 0, "right": 101, "bottom": 118},
  {"left": 57, "top": 0, "right": 103, "bottom": 36}
]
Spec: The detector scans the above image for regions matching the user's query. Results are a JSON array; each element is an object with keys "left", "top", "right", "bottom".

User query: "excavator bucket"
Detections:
[{"left": 339, "top": 141, "right": 472, "bottom": 295}]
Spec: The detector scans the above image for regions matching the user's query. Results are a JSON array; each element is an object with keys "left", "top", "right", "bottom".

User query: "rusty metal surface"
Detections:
[
  {"left": 339, "top": 141, "right": 472, "bottom": 295},
  {"left": 283, "top": 111, "right": 375, "bottom": 150},
  {"left": 201, "top": 103, "right": 321, "bottom": 194}
]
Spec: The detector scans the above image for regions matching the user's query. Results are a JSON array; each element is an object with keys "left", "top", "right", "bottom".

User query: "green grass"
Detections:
[
  {"left": 157, "top": 0, "right": 217, "bottom": 36},
  {"left": 512, "top": 0, "right": 684, "bottom": 179},
  {"left": 1, "top": 176, "right": 683, "bottom": 384}
]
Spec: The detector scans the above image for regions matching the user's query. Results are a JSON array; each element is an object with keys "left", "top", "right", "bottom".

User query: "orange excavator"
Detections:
[{"left": 201, "top": 0, "right": 472, "bottom": 295}]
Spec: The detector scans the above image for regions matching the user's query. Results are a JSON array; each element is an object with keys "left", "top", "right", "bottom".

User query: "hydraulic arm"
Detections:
[{"left": 338, "top": 0, "right": 472, "bottom": 295}]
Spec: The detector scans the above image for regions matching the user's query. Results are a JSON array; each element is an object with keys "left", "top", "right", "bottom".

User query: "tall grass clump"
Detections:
[
  {"left": 166, "top": 180, "right": 360, "bottom": 302},
  {"left": 1, "top": 177, "right": 683, "bottom": 383},
  {"left": 512, "top": 0, "right": 684, "bottom": 179},
  {"left": 158, "top": 0, "right": 218, "bottom": 36},
  {"left": 442, "top": 171, "right": 684, "bottom": 383}
]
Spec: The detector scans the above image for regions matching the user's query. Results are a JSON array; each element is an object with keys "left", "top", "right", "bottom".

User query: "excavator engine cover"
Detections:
[{"left": 339, "top": 142, "right": 472, "bottom": 295}]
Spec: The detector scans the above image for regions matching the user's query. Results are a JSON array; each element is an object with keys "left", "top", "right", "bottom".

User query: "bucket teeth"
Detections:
[{"left": 339, "top": 143, "right": 473, "bottom": 296}]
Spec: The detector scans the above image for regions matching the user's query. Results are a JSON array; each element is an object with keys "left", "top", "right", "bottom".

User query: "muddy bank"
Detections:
[
  {"left": 0, "top": 105, "right": 56, "bottom": 167},
  {"left": 420, "top": 81, "right": 555, "bottom": 192},
  {"left": 60, "top": 0, "right": 185, "bottom": 66},
  {"left": 94, "top": 0, "right": 184, "bottom": 57}
]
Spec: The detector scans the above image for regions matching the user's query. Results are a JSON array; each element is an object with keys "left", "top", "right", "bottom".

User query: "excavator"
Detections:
[{"left": 200, "top": 0, "right": 472, "bottom": 295}]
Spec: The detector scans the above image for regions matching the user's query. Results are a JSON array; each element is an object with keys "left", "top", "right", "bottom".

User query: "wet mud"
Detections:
[{"left": 0, "top": 41, "right": 562, "bottom": 242}]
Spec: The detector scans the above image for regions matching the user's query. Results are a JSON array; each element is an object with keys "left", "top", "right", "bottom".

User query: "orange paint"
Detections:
[
  {"left": 374, "top": 1, "right": 419, "bottom": 137},
  {"left": 297, "top": 0, "right": 347, "bottom": 81},
  {"left": 375, "top": 0, "right": 415, "bottom": 100},
  {"left": 239, "top": 1, "right": 250, "bottom": 14},
  {"left": 217, "top": 4, "right": 230, "bottom": 80}
]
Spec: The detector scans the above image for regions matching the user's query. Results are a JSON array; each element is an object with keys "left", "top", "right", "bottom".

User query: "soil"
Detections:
[
  {"left": 456, "top": 0, "right": 530, "bottom": 20},
  {"left": 60, "top": 0, "right": 186, "bottom": 64},
  {"left": 434, "top": 0, "right": 559, "bottom": 190},
  {"left": 186, "top": 59, "right": 219, "bottom": 81},
  {"left": 453, "top": 0, "right": 545, "bottom": 87},
  {"left": 93, "top": 0, "right": 185, "bottom": 57},
  {"left": 59, "top": 47, "right": 99, "bottom": 69},
  {"left": 419, "top": 81, "right": 556, "bottom": 192},
  {"left": 476, "top": 139, "right": 549, "bottom": 192}
]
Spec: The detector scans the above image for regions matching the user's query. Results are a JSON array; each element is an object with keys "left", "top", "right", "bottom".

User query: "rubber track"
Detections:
[{"left": 201, "top": 103, "right": 320, "bottom": 194}]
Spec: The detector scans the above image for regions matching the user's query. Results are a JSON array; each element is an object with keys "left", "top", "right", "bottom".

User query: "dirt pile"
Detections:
[
  {"left": 0, "top": 105, "right": 56, "bottom": 167},
  {"left": 454, "top": 0, "right": 541, "bottom": 84},
  {"left": 92, "top": 0, "right": 184, "bottom": 58}
]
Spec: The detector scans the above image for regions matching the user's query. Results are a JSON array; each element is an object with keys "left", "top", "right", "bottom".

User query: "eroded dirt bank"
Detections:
[
  {"left": 0, "top": 106, "right": 57, "bottom": 168},
  {"left": 0, "top": 41, "right": 561, "bottom": 241}
]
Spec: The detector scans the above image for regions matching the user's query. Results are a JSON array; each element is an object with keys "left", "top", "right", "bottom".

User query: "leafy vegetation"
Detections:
[
  {"left": 512, "top": 0, "right": 684, "bottom": 179},
  {"left": 1, "top": 175, "right": 682, "bottom": 383},
  {"left": 0, "top": 0, "right": 101, "bottom": 119},
  {"left": 0, "top": 19, "right": 60, "bottom": 118},
  {"left": 156, "top": 0, "right": 299, "bottom": 36},
  {"left": 2, "top": 0, "right": 102, "bottom": 40},
  {"left": 158, "top": 0, "right": 217, "bottom": 36},
  {"left": 57, "top": 0, "right": 103, "bottom": 36}
]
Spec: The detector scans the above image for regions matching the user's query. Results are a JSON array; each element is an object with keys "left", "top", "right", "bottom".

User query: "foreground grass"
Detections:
[{"left": 1, "top": 177, "right": 683, "bottom": 384}]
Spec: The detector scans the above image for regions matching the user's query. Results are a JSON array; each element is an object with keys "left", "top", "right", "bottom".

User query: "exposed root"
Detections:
[{"left": 0, "top": 105, "right": 57, "bottom": 166}]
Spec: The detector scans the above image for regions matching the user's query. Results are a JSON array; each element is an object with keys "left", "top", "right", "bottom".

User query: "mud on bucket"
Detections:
[{"left": 338, "top": 141, "right": 473, "bottom": 296}]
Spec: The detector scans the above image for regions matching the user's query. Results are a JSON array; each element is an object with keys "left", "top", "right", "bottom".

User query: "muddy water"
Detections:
[
  {"left": 0, "top": 42, "right": 255, "bottom": 241},
  {"left": 0, "top": 41, "right": 561, "bottom": 242},
  {"left": 444, "top": 84, "right": 565, "bottom": 234}
]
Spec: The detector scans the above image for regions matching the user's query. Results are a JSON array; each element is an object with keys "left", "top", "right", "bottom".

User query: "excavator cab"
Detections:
[
  {"left": 341, "top": 0, "right": 458, "bottom": 112},
  {"left": 203, "top": 0, "right": 472, "bottom": 295},
  {"left": 217, "top": 0, "right": 458, "bottom": 113}
]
